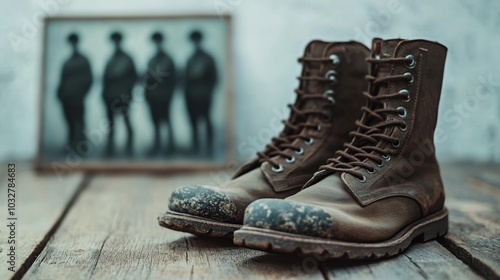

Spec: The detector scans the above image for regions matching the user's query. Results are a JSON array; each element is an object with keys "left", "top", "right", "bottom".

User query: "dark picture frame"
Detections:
[{"left": 35, "top": 14, "right": 234, "bottom": 173}]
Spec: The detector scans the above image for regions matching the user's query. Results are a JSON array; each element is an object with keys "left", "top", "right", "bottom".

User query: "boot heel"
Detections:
[{"left": 419, "top": 212, "right": 448, "bottom": 242}]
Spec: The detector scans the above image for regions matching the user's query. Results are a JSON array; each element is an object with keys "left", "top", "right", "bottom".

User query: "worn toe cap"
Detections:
[
  {"left": 243, "top": 199, "right": 335, "bottom": 239},
  {"left": 168, "top": 185, "right": 239, "bottom": 223}
]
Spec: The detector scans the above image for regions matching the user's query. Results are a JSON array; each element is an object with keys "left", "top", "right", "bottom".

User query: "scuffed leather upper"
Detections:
[{"left": 244, "top": 175, "right": 421, "bottom": 242}]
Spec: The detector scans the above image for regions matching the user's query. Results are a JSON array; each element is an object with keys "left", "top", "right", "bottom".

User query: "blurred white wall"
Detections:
[{"left": 1, "top": 0, "right": 500, "bottom": 163}]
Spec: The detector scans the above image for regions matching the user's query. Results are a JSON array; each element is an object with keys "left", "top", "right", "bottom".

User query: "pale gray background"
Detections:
[
  {"left": 1, "top": 0, "right": 500, "bottom": 164},
  {"left": 41, "top": 18, "right": 228, "bottom": 162}
]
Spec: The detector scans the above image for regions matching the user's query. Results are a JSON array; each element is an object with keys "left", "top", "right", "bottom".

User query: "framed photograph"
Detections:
[{"left": 35, "top": 15, "right": 233, "bottom": 173}]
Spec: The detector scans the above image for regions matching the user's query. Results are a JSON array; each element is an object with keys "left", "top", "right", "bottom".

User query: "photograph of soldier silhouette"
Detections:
[
  {"left": 144, "top": 32, "right": 176, "bottom": 155},
  {"left": 102, "top": 32, "right": 138, "bottom": 156},
  {"left": 184, "top": 30, "right": 218, "bottom": 157},
  {"left": 57, "top": 33, "right": 93, "bottom": 152},
  {"left": 39, "top": 16, "right": 230, "bottom": 169}
]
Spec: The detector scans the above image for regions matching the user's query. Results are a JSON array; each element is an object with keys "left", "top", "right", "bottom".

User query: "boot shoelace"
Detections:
[
  {"left": 257, "top": 55, "right": 340, "bottom": 171},
  {"left": 319, "top": 55, "right": 416, "bottom": 181}
]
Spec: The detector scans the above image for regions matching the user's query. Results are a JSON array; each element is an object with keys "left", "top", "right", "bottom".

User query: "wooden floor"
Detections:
[{"left": 0, "top": 163, "right": 499, "bottom": 280}]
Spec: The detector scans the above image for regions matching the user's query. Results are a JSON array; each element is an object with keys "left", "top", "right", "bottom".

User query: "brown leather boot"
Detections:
[
  {"left": 158, "top": 40, "right": 370, "bottom": 237},
  {"left": 234, "top": 38, "right": 448, "bottom": 258}
]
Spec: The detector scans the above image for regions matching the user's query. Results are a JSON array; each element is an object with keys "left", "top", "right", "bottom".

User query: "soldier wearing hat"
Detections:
[
  {"left": 102, "top": 32, "right": 138, "bottom": 156},
  {"left": 57, "top": 33, "right": 93, "bottom": 152},
  {"left": 184, "top": 30, "right": 217, "bottom": 157},
  {"left": 144, "top": 32, "right": 177, "bottom": 155}
]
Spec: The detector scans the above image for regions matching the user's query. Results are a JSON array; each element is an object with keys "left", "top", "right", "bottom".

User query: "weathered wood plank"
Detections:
[
  {"left": 23, "top": 173, "right": 324, "bottom": 280},
  {"left": 440, "top": 163, "right": 500, "bottom": 280},
  {"left": 0, "top": 163, "right": 84, "bottom": 280},
  {"left": 475, "top": 172, "right": 500, "bottom": 188},
  {"left": 321, "top": 242, "right": 480, "bottom": 280}
]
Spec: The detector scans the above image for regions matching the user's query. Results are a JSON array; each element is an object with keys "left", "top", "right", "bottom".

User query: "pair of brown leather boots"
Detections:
[{"left": 159, "top": 38, "right": 448, "bottom": 259}]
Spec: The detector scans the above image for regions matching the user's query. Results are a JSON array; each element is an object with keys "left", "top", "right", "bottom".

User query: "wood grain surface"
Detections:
[
  {"left": 440, "top": 164, "right": 500, "bottom": 280},
  {"left": 0, "top": 164, "right": 85, "bottom": 280}
]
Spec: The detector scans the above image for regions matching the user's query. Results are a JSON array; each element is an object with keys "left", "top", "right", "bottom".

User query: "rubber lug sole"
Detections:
[
  {"left": 158, "top": 209, "right": 241, "bottom": 238},
  {"left": 233, "top": 208, "right": 448, "bottom": 259}
]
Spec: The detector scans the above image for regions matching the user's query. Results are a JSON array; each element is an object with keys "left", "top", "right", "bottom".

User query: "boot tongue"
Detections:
[
  {"left": 370, "top": 38, "right": 404, "bottom": 86},
  {"left": 305, "top": 40, "right": 331, "bottom": 58},
  {"left": 361, "top": 39, "right": 404, "bottom": 135},
  {"left": 299, "top": 41, "right": 332, "bottom": 111},
  {"left": 376, "top": 38, "right": 402, "bottom": 58}
]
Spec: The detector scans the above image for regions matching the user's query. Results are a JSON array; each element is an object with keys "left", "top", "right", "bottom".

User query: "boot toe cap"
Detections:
[
  {"left": 243, "top": 199, "right": 335, "bottom": 239},
  {"left": 168, "top": 185, "right": 238, "bottom": 223}
]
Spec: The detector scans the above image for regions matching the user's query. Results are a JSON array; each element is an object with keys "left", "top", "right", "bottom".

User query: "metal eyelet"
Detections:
[
  {"left": 305, "top": 138, "right": 314, "bottom": 145},
  {"left": 397, "top": 107, "right": 408, "bottom": 118},
  {"left": 324, "top": 89, "right": 335, "bottom": 103},
  {"left": 404, "top": 72, "right": 414, "bottom": 85},
  {"left": 323, "top": 114, "right": 332, "bottom": 122},
  {"left": 377, "top": 160, "right": 385, "bottom": 168},
  {"left": 399, "top": 122, "right": 408, "bottom": 131},
  {"left": 399, "top": 89, "right": 411, "bottom": 102},
  {"left": 286, "top": 156, "right": 296, "bottom": 164},
  {"left": 366, "top": 168, "right": 376, "bottom": 174},
  {"left": 382, "top": 154, "right": 391, "bottom": 161},
  {"left": 316, "top": 125, "right": 322, "bottom": 131},
  {"left": 329, "top": 54, "right": 340, "bottom": 67},
  {"left": 356, "top": 175, "right": 367, "bottom": 183},
  {"left": 405, "top": 54, "right": 416, "bottom": 69},
  {"left": 295, "top": 147, "right": 304, "bottom": 155},
  {"left": 392, "top": 139, "right": 401, "bottom": 148},
  {"left": 272, "top": 164, "right": 284, "bottom": 173},
  {"left": 325, "top": 70, "right": 337, "bottom": 84}
]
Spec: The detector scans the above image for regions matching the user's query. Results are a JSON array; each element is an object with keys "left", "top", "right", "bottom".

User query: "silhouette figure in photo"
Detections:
[
  {"left": 184, "top": 30, "right": 218, "bottom": 157},
  {"left": 57, "top": 33, "right": 92, "bottom": 153},
  {"left": 102, "top": 32, "right": 137, "bottom": 156},
  {"left": 144, "top": 32, "right": 176, "bottom": 155}
]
